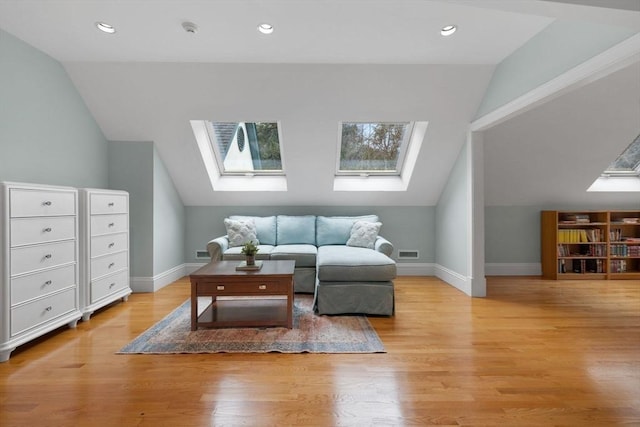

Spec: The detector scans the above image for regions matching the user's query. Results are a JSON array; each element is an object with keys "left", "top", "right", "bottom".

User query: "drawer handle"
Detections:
[
  {"left": 43, "top": 227, "right": 52, "bottom": 233},
  {"left": 109, "top": 282, "right": 116, "bottom": 288},
  {"left": 45, "top": 306, "right": 52, "bottom": 312},
  {"left": 44, "top": 280, "right": 52, "bottom": 286},
  {"left": 108, "top": 242, "right": 115, "bottom": 248},
  {"left": 44, "top": 254, "right": 52, "bottom": 259},
  {"left": 108, "top": 223, "right": 115, "bottom": 227},
  {"left": 217, "top": 285, "right": 225, "bottom": 290},
  {"left": 108, "top": 262, "right": 115, "bottom": 268},
  {"left": 258, "top": 284, "right": 267, "bottom": 290},
  {"left": 108, "top": 202, "right": 115, "bottom": 207},
  {"left": 42, "top": 201, "right": 52, "bottom": 206}
]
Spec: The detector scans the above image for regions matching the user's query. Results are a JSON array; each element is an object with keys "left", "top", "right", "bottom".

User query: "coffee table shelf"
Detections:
[{"left": 198, "top": 297, "right": 289, "bottom": 328}]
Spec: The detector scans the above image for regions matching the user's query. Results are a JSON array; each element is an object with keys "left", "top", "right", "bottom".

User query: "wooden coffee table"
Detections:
[{"left": 189, "top": 260, "right": 295, "bottom": 330}]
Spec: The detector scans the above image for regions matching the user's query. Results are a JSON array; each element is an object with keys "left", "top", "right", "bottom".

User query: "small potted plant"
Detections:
[{"left": 241, "top": 240, "right": 259, "bottom": 266}]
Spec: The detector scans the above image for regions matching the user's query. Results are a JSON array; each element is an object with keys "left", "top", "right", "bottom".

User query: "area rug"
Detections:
[{"left": 118, "top": 294, "right": 385, "bottom": 354}]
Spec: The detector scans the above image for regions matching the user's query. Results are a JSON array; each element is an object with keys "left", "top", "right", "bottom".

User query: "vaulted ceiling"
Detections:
[{"left": 1, "top": 0, "right": 638, "bottom": 206}]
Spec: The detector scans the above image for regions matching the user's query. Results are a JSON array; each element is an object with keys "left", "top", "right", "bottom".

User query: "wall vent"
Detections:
[
  {"left": 398, "top": 250, "right": 419, "bottom": 259},
  {"left": 195, "top": 250, "right": 210, "bottom": 259}
]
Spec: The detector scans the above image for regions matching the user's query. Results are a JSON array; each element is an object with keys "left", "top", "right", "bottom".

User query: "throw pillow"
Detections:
[
  {"left": 346, "top": 221, "right": 382, "bottom": 249},
  {"left": 224, "top": 218, "right": 260, "bottom": 247}
]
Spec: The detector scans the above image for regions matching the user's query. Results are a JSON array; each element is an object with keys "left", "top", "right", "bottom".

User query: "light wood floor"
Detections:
[{"left": 1, "top": 276, "right": 638, "bottom": 426}]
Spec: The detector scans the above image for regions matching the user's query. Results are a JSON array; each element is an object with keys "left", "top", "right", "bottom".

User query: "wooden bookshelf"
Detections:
[{"left": 541, "top": 210, "right": 640, "bottom": 280}]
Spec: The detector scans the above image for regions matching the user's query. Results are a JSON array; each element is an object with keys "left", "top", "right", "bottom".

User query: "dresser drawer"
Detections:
[
  {"left": 10, "top": 216, "right": 76, "bottom": 247},
  {"left": 90, "top": 232, "right": 128, "bottom": 257},
  {"left": 91, "top": 251, "right": 128, "bottom": 279},
  {"left": 91, "top": 269, "right": 129, "bottom": 304},
  {"left": 11, "top": 240, "right": 76, "bottom": 276},
  {"left": 90, "top": 214, "right": 128, "bottom": 235},
  {"left": 11, "top": 288, "right": 76, "bottom": 337},
  {"left": 11, "top": 264, "right": 76, "bottom": 306},
  {"left": 10, "top": 189, "right": 75, "bottom": 217},
  {"left": 90, "top": 193, "right": 127, "bottom": 215}
]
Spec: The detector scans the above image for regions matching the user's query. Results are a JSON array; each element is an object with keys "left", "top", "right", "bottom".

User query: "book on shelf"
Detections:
[
  {"left": 610, "top": 260, "right": 627, "bottom": 273},
  {"left": 621, "top": 217, "right": 639, "bottom": 224},
  {"left": 610, "top": 228, "right": 623, "bottom": 242},
  {"left": 561, "top": 213, "right": 591, "bottom": 224},
  {"left": 558, "top": 229, "right": 601, "bottom": 243},
  {"left": 565, "top": 258, "right": 605, "bottom": 274}
]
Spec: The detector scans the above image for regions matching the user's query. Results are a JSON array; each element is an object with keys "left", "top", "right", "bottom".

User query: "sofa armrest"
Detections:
[
  {"left": 375, "top": 235, "right": 394, "bottom": 257},
  {"left": 207, "top": 236, "right": 229, "bottom": 261}
]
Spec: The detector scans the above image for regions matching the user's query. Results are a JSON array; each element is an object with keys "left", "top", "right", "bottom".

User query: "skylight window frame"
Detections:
[
  {"left": 601, "top": 134, "right": 640, "bottom": 178},
  {"left": 204, "top": 121, "right": 286, "bottom": 177},
  {"left": 335, "top": 121, "right": 415, "bottom": 177}
]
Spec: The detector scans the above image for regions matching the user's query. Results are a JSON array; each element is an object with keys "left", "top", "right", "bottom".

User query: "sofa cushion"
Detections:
[
  {"left": 224, "top": 218, "right": 259, "bottom": 247},
  {"left": 229, "top": 215, "right": 277, "bottom": 246},
  {"left": 346, "top": 221, "right": 382, "bottom": 249},
  {"left": 316, "top": 215, "right": 379, "bottom": 246},
  {"left": 276, "top": 215, "right": 316, "bottom": 245},
  {"left": 222, "top": 244, "right": 274, "bottom": 261},
  {"left": 270, "top": 244, "right": 317, "bottom": 267},
  {"left": 317, "top": 246, "right": 396, "bottom": 282}
]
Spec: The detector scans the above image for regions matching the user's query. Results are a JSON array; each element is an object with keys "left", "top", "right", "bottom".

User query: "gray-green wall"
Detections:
[
  {"left": 185, "top": 206, "right": 435, "bottom": 264},
  {"left": 108, "top": 141, "right": 185, "bottom": 279},
  {"left": 0, "top": 29, "right": 108, "bottom": 187},
  {"left": 435, "top": 142, "right": 469, "bottom": 276},
  {"left": 152, "top": 148, "right": 185, "bottom": 276},
  {"left": 485, "top": 203, "right": 640, "bottom": 264}
]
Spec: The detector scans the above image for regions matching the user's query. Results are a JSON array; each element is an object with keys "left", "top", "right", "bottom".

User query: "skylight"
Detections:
[
  {"left": 334, "top": 121, "right": 428, "bottom": 191},
  {"left": 587, "top": 134, "right": 640, "bottom": 192},
  {"left": 191, "top": 120, "right": 287, "bottom": 191},
  {"left": 604, "top": 134, "right": 640, "bottom": 176},
  {"left": 337, "top": 122, "right": 412, "bottom": 176}
]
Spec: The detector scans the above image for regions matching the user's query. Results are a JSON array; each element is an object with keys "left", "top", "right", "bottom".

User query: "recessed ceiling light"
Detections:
[
  {"left": 440, "top": 25, "right": 457, "bottom": 36},
  {"left": 96, "top": 21, "right": 116, "bottom": 34},
  {"left": 258, "top": 23, "right": 274, "bottom": 35}
]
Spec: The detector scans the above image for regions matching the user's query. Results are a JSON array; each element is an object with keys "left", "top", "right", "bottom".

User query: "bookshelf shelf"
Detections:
[{"left": 541, "top": 210, "right": 640, "bottom": 280}]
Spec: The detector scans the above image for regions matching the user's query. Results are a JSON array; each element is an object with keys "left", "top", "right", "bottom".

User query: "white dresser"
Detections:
[
  {"left": 79, "top": 189, "right": 131, "bottom": 321},
  {"left": 0, "top": 182, "right": 82, "bottom": 362}
]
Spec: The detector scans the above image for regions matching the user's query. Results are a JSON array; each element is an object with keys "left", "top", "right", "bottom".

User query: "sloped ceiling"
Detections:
[
  {"left": 484, "top": 61, "right": 640, "bottom": 206},
  {"left": 0, "top": 0, "right": 638, "bottom": 207}
]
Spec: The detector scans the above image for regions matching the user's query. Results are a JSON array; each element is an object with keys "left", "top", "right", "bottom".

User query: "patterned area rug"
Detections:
[{"left": 118, "top": 294, "right": 385, "bottom": 354}]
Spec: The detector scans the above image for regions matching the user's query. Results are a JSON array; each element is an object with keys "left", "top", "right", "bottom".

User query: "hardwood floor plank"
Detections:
[{"left": 1, "top": 276, "right": 639, "bottom": 426}]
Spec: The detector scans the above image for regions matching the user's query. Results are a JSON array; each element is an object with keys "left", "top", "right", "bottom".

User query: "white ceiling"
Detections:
[
  {"left": 0, "top": 0, "right": 556, "bottom": 64},
  {"left": 0, "top": 0, "right": 638, "bottom": 207}
]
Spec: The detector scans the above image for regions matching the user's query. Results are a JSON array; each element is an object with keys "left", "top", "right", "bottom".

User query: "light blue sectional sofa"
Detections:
[{"left": 206, "top": 215, "right": 396, "bottom": 316}]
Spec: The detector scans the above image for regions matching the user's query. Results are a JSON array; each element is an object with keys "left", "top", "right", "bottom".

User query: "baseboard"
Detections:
[
  {"left": 434, "top": 264, "right": 471, "bottom": 295},
  {"left": 396, "top": 262, "right": 434, "bottom": 276},
  {"left": 485, "top": 263, "right": 541, "bottom": 276},
  {"left": 130, "top": 264, "right": 187, "bottom": 293},
  {"left": 134, "top": 262, "right": 540, "bottom": 294},
  {"left": 185, "top": 262, "right": 206, "bottom": 274}
]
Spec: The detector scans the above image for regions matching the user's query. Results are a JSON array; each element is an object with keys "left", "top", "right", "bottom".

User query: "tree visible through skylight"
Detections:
[{"left": 339, "top": 122, "right": 410, "bottom": 174}]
